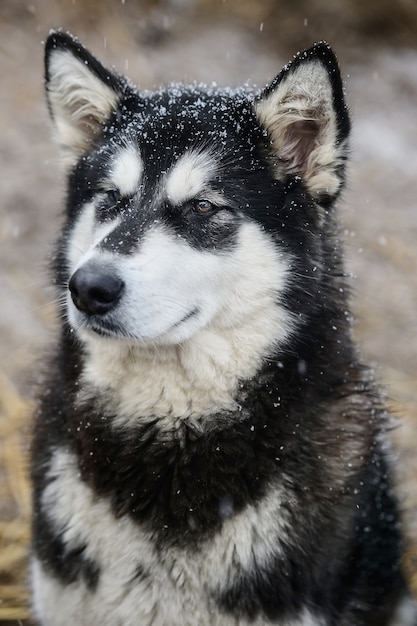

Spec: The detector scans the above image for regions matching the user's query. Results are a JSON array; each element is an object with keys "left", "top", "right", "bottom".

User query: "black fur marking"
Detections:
[
  {"left": 32, "top": 497, "right": 100, "bottom": 592},
  {"left": 132, "top": 564, "right": 152, "bottom": 584},
  {"left": 333, "top": 451, "right": 409, "bottom": 625}
]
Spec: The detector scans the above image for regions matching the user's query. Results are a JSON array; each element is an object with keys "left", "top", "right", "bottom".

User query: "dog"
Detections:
[{"left": 31, "top": 31, "right": 417, "bottom": 625}]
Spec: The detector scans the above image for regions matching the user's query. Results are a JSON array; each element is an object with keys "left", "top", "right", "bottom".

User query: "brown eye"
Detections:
[
  {"left": 193, "top": 199, "right": 215, "bottom": 214},
  {"left": 106, "top": 189, "right": 122, "bottom": 205}
]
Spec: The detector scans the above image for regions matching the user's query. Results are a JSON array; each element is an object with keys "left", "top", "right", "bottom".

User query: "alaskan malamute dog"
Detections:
[{"left": 31, "top": 31, "right": 417, "bottom": 625}]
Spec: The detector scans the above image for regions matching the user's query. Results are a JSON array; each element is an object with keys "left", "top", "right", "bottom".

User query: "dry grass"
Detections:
[{"left": 0, "top": 370, "right": 32, "bottom": 623}]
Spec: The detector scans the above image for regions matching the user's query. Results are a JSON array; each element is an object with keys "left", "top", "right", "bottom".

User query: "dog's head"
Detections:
[{"left": 45, "top": 32, "right": 349, "bottom": 355}]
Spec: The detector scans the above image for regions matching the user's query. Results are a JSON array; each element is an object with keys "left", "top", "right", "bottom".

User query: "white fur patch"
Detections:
[
  {"left": 47, "top": 49, "right": 120, "bottom": 167},
  {"left": 165, "top": 150, "right": 218, "bottom": 205},
  {"left": 286, "top": 611, "right": 322, "bottom": 626},
  {"left": 388, "top": 594, "right": 417, "bottom": 626},
  {"left": 66, "top": 200, "right": 120, "bottom": 273},
  {"left": 72, "top": 222, "right": 295, "bottom": 427},
  {"left": 32, "top": 447, "right": 302, "bottom": 626},
  {"left": 110, "top": 145, "right": 143, "bottom": 196}
]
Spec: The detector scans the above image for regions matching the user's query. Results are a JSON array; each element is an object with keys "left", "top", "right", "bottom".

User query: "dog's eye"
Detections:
[
  {"left": 106, "top": 189, "right": 122, "bottom": 205},
  {"left": 192, "top": 199, "right": 216, "bottom": 215}
]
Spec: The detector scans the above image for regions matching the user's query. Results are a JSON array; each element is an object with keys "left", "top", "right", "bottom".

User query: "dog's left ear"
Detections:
[{"left": 254, "top": 43, "right": 350, "bottom": 203}]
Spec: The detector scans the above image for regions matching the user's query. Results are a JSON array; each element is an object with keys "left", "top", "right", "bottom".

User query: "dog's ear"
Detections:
[
  {"left": 254, "top": 43, "right": 350, "bottom": 203},
  {"left": 45, "top": 32, "right": 126, "bottom": 168}
]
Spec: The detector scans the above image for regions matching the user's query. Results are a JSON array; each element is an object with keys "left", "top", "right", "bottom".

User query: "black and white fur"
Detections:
[{"left": 31, "top": 31, "right": 417, "bottom": 625}]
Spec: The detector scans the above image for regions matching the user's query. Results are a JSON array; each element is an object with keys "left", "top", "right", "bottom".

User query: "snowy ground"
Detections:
[{"left": 1, "top": 0, "right": 417, "bottom": 562}]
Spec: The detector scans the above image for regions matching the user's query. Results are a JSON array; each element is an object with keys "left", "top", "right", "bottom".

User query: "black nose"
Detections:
[{"left": 69, "top": 266, "right": 124, "bottom": 315}]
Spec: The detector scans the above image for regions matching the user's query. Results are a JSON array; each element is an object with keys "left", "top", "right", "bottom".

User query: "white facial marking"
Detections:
[
  {"left": 75, "top": 221, "right": 295, "bottom": 426},
  {"left": 166, "top": 150, "right": 217, "bottom": 205},
  {"left": 66, "top": 200, "right": 120, "bottom": 272},
  {"left": 110, "top": 146, "right": 143, "bottom": 196}
]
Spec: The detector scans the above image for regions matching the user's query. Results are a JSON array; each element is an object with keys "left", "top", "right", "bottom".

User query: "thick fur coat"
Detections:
[{"left": 31, "top": 32, "right": 417, "bottom": 625}]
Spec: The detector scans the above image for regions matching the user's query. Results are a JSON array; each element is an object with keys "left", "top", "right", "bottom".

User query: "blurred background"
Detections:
[{"left": 1, "top": 0, "right": 417, "bottom": 622}]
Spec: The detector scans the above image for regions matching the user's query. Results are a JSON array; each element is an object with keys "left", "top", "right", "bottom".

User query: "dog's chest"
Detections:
[{"left": 32, "top": 447, "right": 299, "bottom": 626}]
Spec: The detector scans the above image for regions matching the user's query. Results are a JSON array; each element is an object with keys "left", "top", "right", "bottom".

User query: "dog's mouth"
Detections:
[
  {"left": 77, "top": 316, "right": 127, "bottom": 339},
  {"left": 171, "top": 307, "right": 200, "bottom": 329},
  {"left": 72, "top": 306, "right": 201, "bottom": 342}
]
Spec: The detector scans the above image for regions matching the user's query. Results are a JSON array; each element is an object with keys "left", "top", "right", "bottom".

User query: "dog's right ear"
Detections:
[
  {"left": 45, "top": 31, "right": 126, "bottom": 168},
  {"left": 253, "top": 43, "right": 350, "bottom": 205}
]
